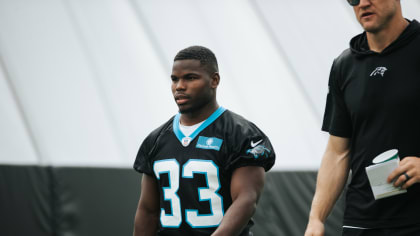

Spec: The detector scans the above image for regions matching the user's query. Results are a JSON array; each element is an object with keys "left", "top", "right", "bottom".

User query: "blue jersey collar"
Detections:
[{"left": 173, "top": 106, "right": 226, "bottom": 147}]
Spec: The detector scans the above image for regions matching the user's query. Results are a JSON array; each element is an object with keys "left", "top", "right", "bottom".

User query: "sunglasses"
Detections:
[{"left": 347, "top": 0, "right": 360, "bottom": 6}]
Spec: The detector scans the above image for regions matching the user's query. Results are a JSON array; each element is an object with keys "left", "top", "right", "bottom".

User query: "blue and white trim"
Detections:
[{"left": 173, "top": 106, "right": 226, "bottom": 147}]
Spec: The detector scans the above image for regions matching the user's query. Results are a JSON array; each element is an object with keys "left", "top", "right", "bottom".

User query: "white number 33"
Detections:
[{"left": 153, "top": 159, "right": 224, "bottom": 228}]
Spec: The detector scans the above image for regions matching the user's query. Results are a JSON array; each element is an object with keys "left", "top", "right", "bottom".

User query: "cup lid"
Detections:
[{"left": 372, "top": 149, "right": 399, "bottom": 164}]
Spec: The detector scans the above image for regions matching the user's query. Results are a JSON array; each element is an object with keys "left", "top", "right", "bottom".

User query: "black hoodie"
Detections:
[{"left": 322, "top": 19, "right": 420, "bottom": 228}]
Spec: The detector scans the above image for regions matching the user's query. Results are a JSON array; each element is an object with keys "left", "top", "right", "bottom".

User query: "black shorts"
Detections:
[{"left": 342, "top": 225, "right": 420, "bottom": 236}]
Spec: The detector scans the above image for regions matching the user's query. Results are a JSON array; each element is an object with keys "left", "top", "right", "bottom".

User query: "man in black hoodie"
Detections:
[{"left": 305, "top": 0, "right": 420, "bottom": 236}]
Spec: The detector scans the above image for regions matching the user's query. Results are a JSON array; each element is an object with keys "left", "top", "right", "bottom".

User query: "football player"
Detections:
[{"left": 133, "top": 46, "right": 275, "bottom": 236}]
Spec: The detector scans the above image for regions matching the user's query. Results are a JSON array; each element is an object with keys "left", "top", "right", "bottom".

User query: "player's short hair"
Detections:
[{"left": 174, "top": 46, "right": 219, "bottom": 74}]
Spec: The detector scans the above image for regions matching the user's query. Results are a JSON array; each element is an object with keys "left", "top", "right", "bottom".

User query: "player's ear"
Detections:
[{"left": 211, "top": 72, "right": 220, "bottom": 89}]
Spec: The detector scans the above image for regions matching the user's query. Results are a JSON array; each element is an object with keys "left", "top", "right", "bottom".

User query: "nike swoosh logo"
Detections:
[{"left": 251, "top": 139, "right": 263, "bottom": 147}]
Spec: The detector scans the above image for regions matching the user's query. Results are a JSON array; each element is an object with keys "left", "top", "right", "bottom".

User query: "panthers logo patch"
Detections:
[
  {"left": 246, "top": 145, "right": 271, "bottom": 159},
  {"left": 370, "top": 67, "right": 387, "bottom": 77}
]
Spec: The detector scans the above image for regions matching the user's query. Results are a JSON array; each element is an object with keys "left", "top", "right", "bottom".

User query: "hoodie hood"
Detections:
[{"left": 350, "top": 19, "right": 420, "bottom": 57}]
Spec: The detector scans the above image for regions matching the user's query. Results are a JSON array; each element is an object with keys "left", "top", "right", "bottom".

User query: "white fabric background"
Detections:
[{"left": 1, "top": 0, "right": 419, "bottom": 169}]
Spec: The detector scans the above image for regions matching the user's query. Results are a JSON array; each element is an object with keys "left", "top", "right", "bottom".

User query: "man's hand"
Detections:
[
  {"left": 304, "top": 218, "right": 325, "bottom": 236},
  {"left": 388, "top": 156, "right": 420, "bottom": 189}
]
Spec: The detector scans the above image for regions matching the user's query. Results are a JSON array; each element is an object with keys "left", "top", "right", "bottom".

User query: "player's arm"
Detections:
[
  {"left": 133, "top": 173, "right": 160, "bottom": 236},
  {"left": 211, "top": 166, "right": 265, "bottom": 236},
  {"left": 304, "top": 135, "right": 351, "bottom": 236}
]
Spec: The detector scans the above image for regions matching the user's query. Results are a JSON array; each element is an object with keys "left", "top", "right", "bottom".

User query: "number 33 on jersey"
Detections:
[
  {"left": 154, "top": 159, "right": 223, "bottom": 228},
  {"left": 134, "top": 107, "right": 276, "bottom": 233}
]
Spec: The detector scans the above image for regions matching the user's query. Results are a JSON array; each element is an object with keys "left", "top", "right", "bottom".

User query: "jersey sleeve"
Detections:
[
  {"left": 322, "top": 59, "right": 352, "bottom": 138},
  {"left": 133, "top": 134, "right": 155, "bottom": 175},
  {"left": 225, "top": 122, "right": 275, "bottom": 172},
  {"left": 133, "top": 123, "right": 170, "bottom": 175},
  {"left": 133, "top": 118, "right": 173, "bottom": 175}
]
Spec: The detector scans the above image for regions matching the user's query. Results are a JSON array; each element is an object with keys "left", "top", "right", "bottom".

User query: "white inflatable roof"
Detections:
[{"left": 1, "top": 0, "right": 419, "bottom": 169}]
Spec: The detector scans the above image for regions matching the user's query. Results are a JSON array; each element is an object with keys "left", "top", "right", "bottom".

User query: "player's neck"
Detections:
[
  {"left": 366, "top": 16, "right": 408, "bottom": 53},
  {"left": 180, "top": 101, "right": 219, "bottom": 126}
]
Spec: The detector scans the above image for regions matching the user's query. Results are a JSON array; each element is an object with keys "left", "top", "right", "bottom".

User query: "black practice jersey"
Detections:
[
  {"left": 323, "top": 20, "right": 420, "bottom": 228},
  {"left": 134, "top": 107, "right": 275, "bottom": 235}
]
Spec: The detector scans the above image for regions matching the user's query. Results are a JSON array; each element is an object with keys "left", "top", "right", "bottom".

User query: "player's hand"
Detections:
[
  {"left": 387, "top": 156, "right": 420, "bottom": 189},
  {"left": 304, "top": 219, "right": 325, "bottom": 236}
]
